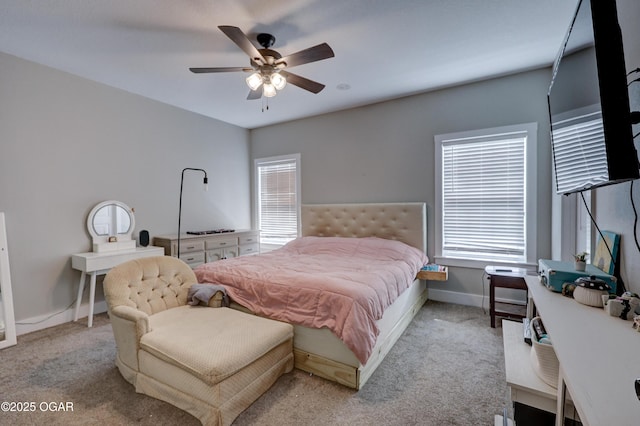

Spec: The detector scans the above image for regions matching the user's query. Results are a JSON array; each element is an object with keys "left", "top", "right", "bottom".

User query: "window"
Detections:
[
  {"left": 550, "top": 108, "right": 600, "bottom": 260},
  {"left": 434, "top": 123, "right": 537, "bottom": 267},
  {"left": 254, "top": 154, "right": 301, "bottom": 251},
  {"left": 551, "top": 111, "right": 607, "bottom": 194}
]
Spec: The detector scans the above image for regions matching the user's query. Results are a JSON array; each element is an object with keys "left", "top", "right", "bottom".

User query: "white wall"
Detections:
[
  {"left": 0, "top": 52, "right": 251, "bottom": 331},
  {"left": 251, "top": 67, "right": 554, "bottom": 304}
]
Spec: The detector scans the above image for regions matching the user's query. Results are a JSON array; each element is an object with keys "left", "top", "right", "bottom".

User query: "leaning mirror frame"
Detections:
[
  {"left": 0, "top": 212, "right": 16, "bottom": 350},
  {"left": 87, "top": 200, "right": 136, "bottom": 253}
]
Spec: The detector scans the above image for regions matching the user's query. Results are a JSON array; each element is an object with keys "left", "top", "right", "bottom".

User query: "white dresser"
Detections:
[{"left": 153, "top": 230, "right": 260, "bottom": 268}]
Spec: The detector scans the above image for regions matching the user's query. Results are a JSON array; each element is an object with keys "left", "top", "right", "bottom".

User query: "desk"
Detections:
[
  {"left": 503, "top": 320, "right": 576, "bottom": 424},
  {"left": 526, "top": 275, "right": 640, "bottom": 426},
  {"left": 71, "top": 246, "right": 164, "bottom": 327},
  {"left": 486, "top": 266, "right": 528, "bottom": 328}
]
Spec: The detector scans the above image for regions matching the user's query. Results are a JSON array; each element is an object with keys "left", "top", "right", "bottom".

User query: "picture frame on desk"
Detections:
[{"left": 592, "top": 231, "right": 620, "bottom": 275}]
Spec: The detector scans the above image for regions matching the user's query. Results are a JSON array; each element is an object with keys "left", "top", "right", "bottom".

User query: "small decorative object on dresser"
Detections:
[
  {"left": 573, "top": 275, "right": 610, "bottom": 307},
  {"left": 139, "top": 230, "right": 149, "bottom": 247},
  {"left": 611, "top": 292, "right": 640, "bottom": 320},
  {"left": 592, "top": 231, "right": 620, "bottom": 275},
  {"left": 573, "top": 251, "right": 588, "bottom": 272}
]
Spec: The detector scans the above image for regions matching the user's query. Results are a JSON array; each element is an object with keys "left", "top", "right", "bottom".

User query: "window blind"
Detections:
[
  {"left": 551, "top": 112, "right": 607, "bottom": 194},
  {"left": 256, "top": 158, "right": 298, "bottom": 246},
  {"left": 441, "top": 132, "right": 526, "bottom": 262}
]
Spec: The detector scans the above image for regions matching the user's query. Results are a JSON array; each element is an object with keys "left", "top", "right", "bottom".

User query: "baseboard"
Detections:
[
  {"left": 16, "top": 288, "right": 518, "bottom": 335},
  {"left": 428, "top": 288, "right": 525, "bottom": 311},
  {"left": 494, "top": 414, "right": 515, "bottom": 426},
  {"left": 428, "top": 288, "right": 485, "bottom": 307},
  {"left": 15, "top": 301, "right": 108, "bottom": 335}
]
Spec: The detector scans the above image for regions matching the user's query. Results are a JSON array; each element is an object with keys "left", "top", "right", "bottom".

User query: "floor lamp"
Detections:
[{"left": 177, "top": 168, "right": 208, "bottom": 258}]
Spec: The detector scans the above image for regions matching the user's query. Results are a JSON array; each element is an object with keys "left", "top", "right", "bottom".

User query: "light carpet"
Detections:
[{"left": 0, "top": 301, "right": 510, "bottom": 425}]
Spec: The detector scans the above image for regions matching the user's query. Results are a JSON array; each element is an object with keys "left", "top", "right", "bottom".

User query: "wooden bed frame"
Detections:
[{"left": 230, "top": 202, "right": 428, "bottom": 390}]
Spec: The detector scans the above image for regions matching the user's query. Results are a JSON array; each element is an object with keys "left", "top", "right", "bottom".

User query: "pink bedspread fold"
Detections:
[{"left": 194, "top": 236, "right": 428, "bottom": 364}]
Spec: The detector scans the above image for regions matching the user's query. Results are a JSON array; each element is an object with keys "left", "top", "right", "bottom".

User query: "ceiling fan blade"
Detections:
[
  {"left": 218, "top": 25, "right": 266, "bottom": 63},
  {"left": 280, "top": 70, "right": 325, "bottom": 94},
  {"left": 278, "top": 43, "right": 334, "bottom": 68},
  {"left": 247, "top": 89, "right": 262, "bottom": 100},
  {"left": 189, "top": 67, "right": 252, "bottom": 73}
]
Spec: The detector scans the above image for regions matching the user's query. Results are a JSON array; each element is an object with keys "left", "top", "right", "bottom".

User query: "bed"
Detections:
[{"left": 194, "top": 202, "right": 428, "bottom": 389}]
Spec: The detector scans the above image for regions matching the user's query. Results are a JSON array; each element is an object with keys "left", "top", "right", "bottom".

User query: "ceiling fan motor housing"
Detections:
[{"left": 257, "top": 33, "right": 276, "bottom": 48}]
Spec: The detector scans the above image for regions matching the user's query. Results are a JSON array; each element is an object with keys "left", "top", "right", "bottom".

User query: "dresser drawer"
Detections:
[
  {"left": 205, "top": 237, "right": 237, "bottom": 250},
  {"left": 179, "top": 251, "right": 205, "bottom": 267},
  {"left": 177, "top": 240, "right": 205, "bottom": 253},
  {"left": 239, "top": 243, "right": 259, "bottom": 256},
  {"left": 239, "top": 233, "right": 259, "bottom": 245}
]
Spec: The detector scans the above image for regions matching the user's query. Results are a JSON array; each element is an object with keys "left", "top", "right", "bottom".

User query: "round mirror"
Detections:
[
  {"left": 91, "top": 204, "right": 131, "bottom": 236},
  {"left": 87, "top": 201, "right": 136, "bottom": 252}
]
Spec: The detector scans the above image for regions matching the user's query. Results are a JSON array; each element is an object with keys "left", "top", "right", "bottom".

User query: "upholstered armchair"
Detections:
[{"left": 103, "top": 256, "right": 294, "bottom": 426}]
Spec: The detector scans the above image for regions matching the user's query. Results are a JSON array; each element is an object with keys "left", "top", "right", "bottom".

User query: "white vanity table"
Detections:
[
  {"left": 525, "top": 275, "right": 640, "bottom": 426},
  {"left": 72, "top": 200, "right": 163, "bottom": 327},
  {"left": 72, "top": 246, "right": 163, "bottom": 327}
]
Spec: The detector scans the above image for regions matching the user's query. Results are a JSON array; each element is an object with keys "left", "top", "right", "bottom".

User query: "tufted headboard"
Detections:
[{"left": 301, "top": 202, "right": 427, "bottom": 253}]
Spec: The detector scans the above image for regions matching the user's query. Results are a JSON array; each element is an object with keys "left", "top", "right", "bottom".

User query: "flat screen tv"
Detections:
[{"left": 548, "top": 0, "right": 638, "bottom": 195}]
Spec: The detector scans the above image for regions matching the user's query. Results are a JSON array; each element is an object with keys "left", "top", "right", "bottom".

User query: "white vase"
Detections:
[{"left": 574, "top": 261, "right": 586, "bottom": 271}]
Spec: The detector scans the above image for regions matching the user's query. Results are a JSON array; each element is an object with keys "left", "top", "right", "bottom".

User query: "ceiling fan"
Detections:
[{"left": 190, "top": 26, "right": 335, "bottom": 100}]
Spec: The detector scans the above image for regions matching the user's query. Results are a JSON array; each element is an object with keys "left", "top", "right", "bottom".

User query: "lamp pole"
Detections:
[{"left": 177, "top": 168, "right": 208, "bottom": 258}]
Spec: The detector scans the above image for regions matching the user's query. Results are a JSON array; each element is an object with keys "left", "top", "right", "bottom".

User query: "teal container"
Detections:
[{"left": 538, "top": 259, "right": 617, "bottom": 293}]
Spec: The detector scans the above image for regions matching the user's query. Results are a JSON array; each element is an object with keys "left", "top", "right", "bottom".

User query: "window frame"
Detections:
[
  {"left": 434, "top": 123, "right": 538, "bottom": 268},
  {"left": 253, "top": 153, "right": 301, "bottom": 251}
]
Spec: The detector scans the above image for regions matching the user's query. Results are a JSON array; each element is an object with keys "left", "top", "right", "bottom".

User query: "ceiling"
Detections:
[{"left": 0, "top": 0, "right": 579, "bottom": 129}]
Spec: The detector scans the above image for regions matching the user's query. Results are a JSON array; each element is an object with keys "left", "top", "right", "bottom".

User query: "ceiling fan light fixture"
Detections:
[
  {"left": 263, "top": 83, "right": 277, "bottom": 98},
  {"left": 192, "top": 26, "right": 334, "bottom": 101},
  {"left": 271, "top": 72, "right": 287, "bottom": 90},
  {"left": 246, "top": 72, "right": 263, "bottom": 91}
]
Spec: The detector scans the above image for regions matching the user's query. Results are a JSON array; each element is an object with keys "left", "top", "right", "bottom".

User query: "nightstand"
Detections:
[{"left": 486, "top": 265, "right": 528, "bottom": 328}]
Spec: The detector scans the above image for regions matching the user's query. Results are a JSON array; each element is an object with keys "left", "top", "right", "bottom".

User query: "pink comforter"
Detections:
[{"left": 194, "top": 236, "right": 428, "bottom": 364}]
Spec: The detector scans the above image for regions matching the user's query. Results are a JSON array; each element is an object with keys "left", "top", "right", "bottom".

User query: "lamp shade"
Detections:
[
  {"left": 263, "top": 83, "right": 277, "bottom": 97},
  {"left": 271, "top": 73, "right": 287, "bottom": 90},
  {"left": 246, "top": 72, "right": 263, "bottom": 91}
]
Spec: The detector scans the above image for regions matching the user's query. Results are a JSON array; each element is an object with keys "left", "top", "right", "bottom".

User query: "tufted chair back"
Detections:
[{"left": 104, "top": 256, "right": 197, "bottom": 316}]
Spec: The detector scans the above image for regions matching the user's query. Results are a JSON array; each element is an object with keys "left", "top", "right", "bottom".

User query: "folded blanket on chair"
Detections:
[{"left": 187, "top": 283, "right": 229, "bottom": 307}]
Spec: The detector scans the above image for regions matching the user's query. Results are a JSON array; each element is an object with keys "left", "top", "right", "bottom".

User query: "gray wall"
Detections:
[
  {"left": 251, "top": 67, "right": 554, "bottom": 304},
  {"left": 250, "top": 0, "right": 640, "bottom": 302},
  {"left": 4, "top": 0, "right": 639, "bottom": 330},
  {"left": 0, "top": 52, "right": 251, "bottom": 331},
  {"left": 592, "top": 0, "right": 640, "bottom": 294}
]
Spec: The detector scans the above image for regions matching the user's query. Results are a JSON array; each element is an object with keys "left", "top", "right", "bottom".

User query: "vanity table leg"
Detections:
[
  {"left": 556, "top": 365, "right": 566, "bottom": 426},
  {"left": 87, "top": 271, "right": 97, "bottom": 328},
  {"left": 73, "top": 271, "right": 87, "bottom": 322}
]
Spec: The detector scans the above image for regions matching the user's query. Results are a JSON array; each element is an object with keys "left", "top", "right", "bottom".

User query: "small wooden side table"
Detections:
[{"left": 486, "top": 265, "right": 528, "bottom": 328}]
